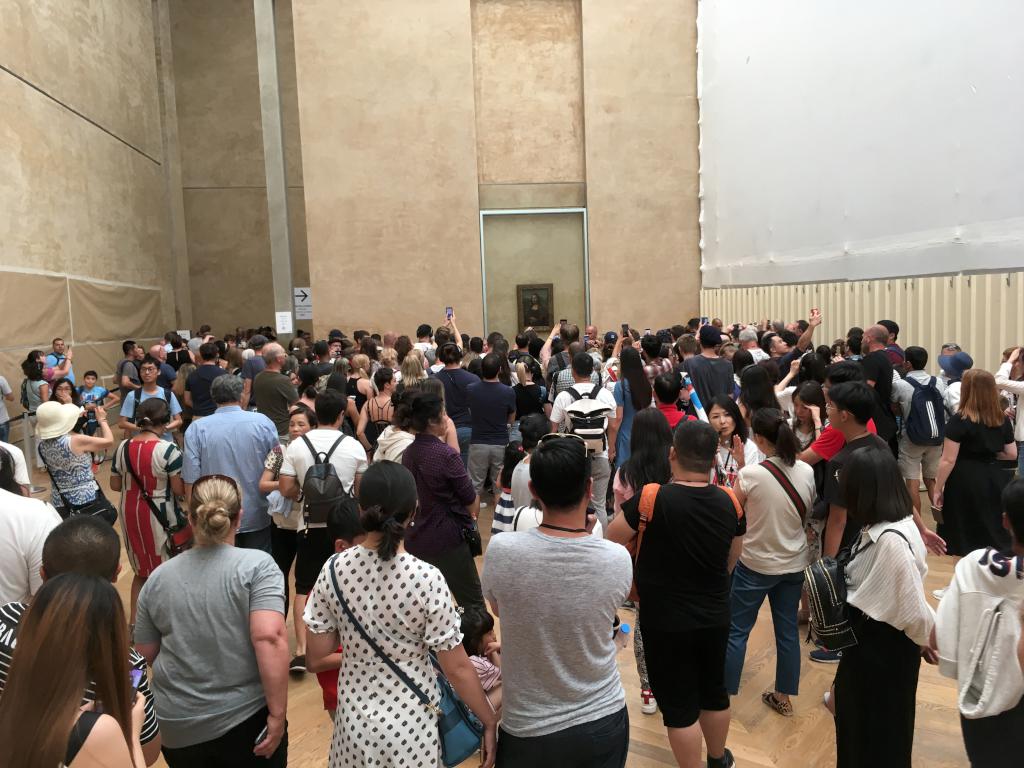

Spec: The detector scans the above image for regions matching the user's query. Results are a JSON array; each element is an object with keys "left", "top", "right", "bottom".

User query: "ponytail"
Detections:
[
  {"left": 357, "top": 462, "right": 418, "bottom": 561},
  {"left": 515, "top": 360, "right": 529, "bottom": 385},
  {"left": 751, "top": 408, "right": 800, "bottom": 467}
]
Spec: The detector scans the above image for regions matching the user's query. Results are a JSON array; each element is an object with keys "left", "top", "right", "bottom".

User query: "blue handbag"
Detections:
[{"left": 326, "top": 555, "right": 484, "bottom": 767}]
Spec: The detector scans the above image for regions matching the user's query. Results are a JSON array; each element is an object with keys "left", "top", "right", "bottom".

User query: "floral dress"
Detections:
[{"left": 304, "top": 546, "right": 463, "bottom": 767}]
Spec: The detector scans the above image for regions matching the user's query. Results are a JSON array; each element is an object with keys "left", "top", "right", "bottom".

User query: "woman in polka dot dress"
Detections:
[{"left": 304, "top": 461, "right": 498, "bottom": 767}]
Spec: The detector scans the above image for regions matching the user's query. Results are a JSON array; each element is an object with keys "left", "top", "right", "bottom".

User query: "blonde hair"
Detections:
[
  {"left": 380, "top": 348, "right": 398, "bottom": 369},
  {"left": 401, "top": 352, "right": 426, "bottom": 384},
  {"left": 515, "top": 360, "right": 532, "bottom": 384},
  {"left": 189, "top": 476, "right": 241, "bottom": 545},
  {"left": 351, "top": 354, "right": 371, "bottom": 379}
]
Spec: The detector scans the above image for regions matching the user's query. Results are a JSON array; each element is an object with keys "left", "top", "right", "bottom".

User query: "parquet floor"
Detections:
[{"left": 58, "top": 457, "right": 964, "bottom": 768}]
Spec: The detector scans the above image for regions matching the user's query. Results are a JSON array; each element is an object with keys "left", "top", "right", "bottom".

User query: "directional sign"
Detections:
[{"left": 294, "top": 287, "right": 312, "bottom": 320}]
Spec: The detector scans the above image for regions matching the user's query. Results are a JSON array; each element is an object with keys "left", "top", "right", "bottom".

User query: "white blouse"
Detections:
[{"left": 846, "top": 515, "right": 935, "bottom": 646}]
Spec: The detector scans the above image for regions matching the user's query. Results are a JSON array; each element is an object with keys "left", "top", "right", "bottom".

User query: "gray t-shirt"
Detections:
[
  {"left": 134, "top": 544, "right": 285, "bottom": 748},
  {"left": 481, "top": 528, "right": 632, "bottom": 737}
]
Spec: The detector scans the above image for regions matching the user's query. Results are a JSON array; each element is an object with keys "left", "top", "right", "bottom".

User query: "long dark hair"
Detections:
[
  {"left": 500, "top": 442, "right": 527, "bottom": 488},
  {"left": 619, "top": 347, "right": 652, "bottom": 410},
  {"left": 739, "top": 364, "right": 780, "bottom": 417},
  {"left": 620, "top": 409, "right": 672, "bottom": 492},
  {"left": 840, "top": 448, "right": 913, "bottom": 526},
  {"left": 0, "top": 573, "right": 132, "bottom": 768},
  {"left": 359, "top": 462, "right": 419, "bottom": 561},
  {"left": 49, "top": 377, "right": 81, "bottom": 405},
  {"left": 751, "top": 408, "right": 800, "bottom": 466},
  {"left": 0, "top": 448, "right": 20, "bottom": 494},
  {"left": 792, "top": 381, "right": 826, "bottom": 433}
]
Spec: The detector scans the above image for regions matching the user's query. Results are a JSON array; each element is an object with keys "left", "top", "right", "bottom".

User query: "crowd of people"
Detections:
[{"left": 0, "top": 311, "right": 1022, "bottom": 768}]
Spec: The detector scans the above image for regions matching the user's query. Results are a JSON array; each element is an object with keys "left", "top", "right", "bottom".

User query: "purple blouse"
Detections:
[{"left": 402, "top": 433, "right": 476, "bottom": 557}]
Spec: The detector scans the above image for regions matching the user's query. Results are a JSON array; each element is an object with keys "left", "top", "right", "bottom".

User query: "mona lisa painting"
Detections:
[{"left": 516, "top": 284, "right": 554, "bottom": 332}]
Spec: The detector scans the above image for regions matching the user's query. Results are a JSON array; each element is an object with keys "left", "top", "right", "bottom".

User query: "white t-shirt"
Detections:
[
  {"left": 0, "top": 489, "right": 62, "bottom": 604},
  {"left": 507, "top": 505, "right": 604, "bottom": 538},
  {"left": 413, "top": 342, "right": 433, "bottom": 354},
  {"left": 280, "top": 429, "right": 368, "bottom": 529},
  {"left": 550, "top": 382, "right": 617, "bottom": 459},
  {"left": 0, "top": 442, "right": 29, "bottom": 487},
  {"left": 0, "top": 376, "right": 11, "bottom": 426},
  {"left": 736, "top": 459, "right": 815, "bottom": 575}
]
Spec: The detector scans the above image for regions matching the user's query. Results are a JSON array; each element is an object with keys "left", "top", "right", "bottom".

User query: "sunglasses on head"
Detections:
[{"left": 538, "top": 433, "right": 586, "bottom": 447}]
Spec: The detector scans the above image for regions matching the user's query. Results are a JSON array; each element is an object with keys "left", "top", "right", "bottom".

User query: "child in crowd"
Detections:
[
  {"left": 653, "top": 373, "right": 690, "bottom": 429},
  {"left": 312, "top": 498, "right": 366, "bottom": 720},
  {"left": 76, "top": 370, "right": 118, "bottom": 436},
  {"left": 491, "top": 441, "right": 528, "bottom": 535},
  {"left": 461, "top": 608, "right": 503, "bottom": 715}
]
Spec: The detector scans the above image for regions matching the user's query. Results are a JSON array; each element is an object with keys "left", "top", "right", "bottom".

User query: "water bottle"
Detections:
[{"left": 614, "top": 621, "right": 631, "bottom": 650}]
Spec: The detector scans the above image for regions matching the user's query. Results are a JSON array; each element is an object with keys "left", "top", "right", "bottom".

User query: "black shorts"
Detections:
[
  {"left": 294, "top": 527, "right": 335, "bottom": 595},
  {"left": 640, "top": 623, "right": 730, "bottom": 728}
]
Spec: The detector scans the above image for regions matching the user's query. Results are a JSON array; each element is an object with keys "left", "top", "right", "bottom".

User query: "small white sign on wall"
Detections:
[{"left": 275, "top": 312, "right": 294, "bottom": 335}]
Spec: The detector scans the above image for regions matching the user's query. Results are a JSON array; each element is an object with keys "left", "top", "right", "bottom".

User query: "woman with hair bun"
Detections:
[
  {"left": 303, "top": 461, "right": 498, "bottom": 768},
  {"left": 110, "top": 397, "right": 186, "bottom": 627},
  {"left": 134, "top": 474, "right": 289, "bottom": 766},
  {"left": 724, "top": 408, "right": 815, "bottom": 717}
]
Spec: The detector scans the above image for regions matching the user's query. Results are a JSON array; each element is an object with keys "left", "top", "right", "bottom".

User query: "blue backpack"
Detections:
[{"left": 904, "top": 376, "right": 946, "bottom": 446}]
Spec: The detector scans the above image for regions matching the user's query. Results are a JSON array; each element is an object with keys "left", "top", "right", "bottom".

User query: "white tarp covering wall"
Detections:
[{"left": 697, "top": 0, "right": 1024, "bottom": 288}]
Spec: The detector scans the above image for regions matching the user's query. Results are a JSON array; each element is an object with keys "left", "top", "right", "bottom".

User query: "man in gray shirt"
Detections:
[{"left": 482, "top": 435, "right": 632, "bottom": 767}]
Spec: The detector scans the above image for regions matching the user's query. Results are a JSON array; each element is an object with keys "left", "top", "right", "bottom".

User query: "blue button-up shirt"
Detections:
[{"left": 183, "top": 405, "right": 279, "bottom": 533}]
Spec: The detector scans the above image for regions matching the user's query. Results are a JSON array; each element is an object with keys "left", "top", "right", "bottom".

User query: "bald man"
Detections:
[{"left": 149, "top": 343, "right": 178, "bottom": 389}]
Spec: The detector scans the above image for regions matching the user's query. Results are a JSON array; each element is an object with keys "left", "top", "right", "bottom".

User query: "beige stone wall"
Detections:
[
  {"left": 292, "top": 0, "right": 484, "bottom": 337},
  {"left": 0, "top": 0, "right": 175, "bottom": 432},
  {"left": 294, "top": 0, "right": 701, "bottom": 338},
  {"left": 582, "top": 0, "right": 702, "bottom": 332},
  {"left": 169, "top": 0, "right": 309, "bottom": 334}
]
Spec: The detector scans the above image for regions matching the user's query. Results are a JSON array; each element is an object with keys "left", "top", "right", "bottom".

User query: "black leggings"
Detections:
[
  {"left": 162, "top": 706, "right": 287, "bottom": 768},
  {"left": 270, "top": 524, "right": 298, "bottom": 613}
]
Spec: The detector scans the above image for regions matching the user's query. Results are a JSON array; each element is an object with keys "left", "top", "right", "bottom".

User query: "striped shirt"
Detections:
[{"left": 0, "top": 601, "right": 160, "bottom": 745}]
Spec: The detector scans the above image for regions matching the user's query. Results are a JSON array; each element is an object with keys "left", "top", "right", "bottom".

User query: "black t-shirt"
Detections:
[
  {"left": 861, "top": 351, "right": 897, "bottom": 440},
  {"left": 681, "top": 355, "right": 735, "bottom": 408},
  {"left": 513, "top": 382, "right": 545, "bottom": 420},
  {"left": 824, "top": 433, "right": 891, "bottom": 550},
  {"left": 945, "top": 414, "right": 1014, "bottom": 462},
  {"left": 185, "top": 364, "right": 229, "bottom": 417},
  {"left": 623, "top": 483, "right": 746, "bottom": 631},
  {"left": 436, "top": 367, "right": 479, "bottom": 428},
  {"left": 167, "top": 349, "right": 191, "bottom": 371}
]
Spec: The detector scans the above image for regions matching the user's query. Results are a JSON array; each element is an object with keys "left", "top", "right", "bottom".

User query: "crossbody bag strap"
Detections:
[
  {"left": 325, "top": 554, "right": 438, "bottom": 715},
  {"left": 37, "top": 446, "right": 72, "bottom": 510},
  {"left": 759, "top": 459, "right": 808, "bottom": 522},
  {"left": 719, "top": 485, "right": 744, "bottom": 519},
  {"left": 632, "top": 483, "right": 660, "bottom": 563},
  {"left": 122, "top": 442, "right": 175, "bottom": 533}
]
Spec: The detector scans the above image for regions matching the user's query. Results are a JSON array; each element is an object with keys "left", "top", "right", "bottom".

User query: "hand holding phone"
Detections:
[
  {"left": 129, "top": 668, "right": 144, "bottom": 695},
  {"left": 445, "top": 306, "right": 453, "bottom": 321}
]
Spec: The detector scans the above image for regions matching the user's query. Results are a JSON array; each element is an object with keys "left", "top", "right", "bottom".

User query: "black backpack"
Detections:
[
  {"left": 904, "top": 376, "right": 946, "bottom": 446},
  {"left": 127, "top": 388, "right": 172, "bottom": 424},
  {"left": 300, "top": 434, "right": 352, "bottom": 526},
  {"left": 804, "top": 528, "right": 910, "bottom": 651}
]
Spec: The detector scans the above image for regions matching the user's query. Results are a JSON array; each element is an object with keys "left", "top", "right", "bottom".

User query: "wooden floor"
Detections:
[{"left": 53, "top": 458, "right": 964, "bottom": 768}]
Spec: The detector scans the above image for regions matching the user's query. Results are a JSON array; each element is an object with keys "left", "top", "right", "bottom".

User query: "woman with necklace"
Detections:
[{"left": 110, "top": 397, "right": 186, "bottom": 627}]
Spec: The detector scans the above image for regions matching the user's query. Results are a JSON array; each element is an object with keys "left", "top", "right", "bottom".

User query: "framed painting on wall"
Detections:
[{"left": 516, "top": 284, "right": 554, "bottom": 333}]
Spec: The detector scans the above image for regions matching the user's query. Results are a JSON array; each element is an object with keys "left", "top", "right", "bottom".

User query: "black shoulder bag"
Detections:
[
  {"left": 38, "top": 446, "right": 117, "bottom": 526},
  {"left": 121, "top": 443, "right": 193, "bottom": 556}
]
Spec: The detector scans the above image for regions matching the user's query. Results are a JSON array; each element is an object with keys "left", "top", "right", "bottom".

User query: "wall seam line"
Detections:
[{"left": 0, "top": 63, "right": 162, "bottom": 165}]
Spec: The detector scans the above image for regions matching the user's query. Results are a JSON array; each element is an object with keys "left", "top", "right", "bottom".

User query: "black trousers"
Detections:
[
  {"left": 416, "top": 540, "right": 485, "bottom": 613},
  {"left": 496, "top": 707, "right": 629, "bottom": 768},
  {"left": 834, "top": 608, "right": 920, "bottom": 768},
  {"left": 961, "top": 695, "right": 1024, "bottom": 767},
  {"left": 269, "top": 524, "right": 298, "bottom": 613},
  {"left": 162, "top": 706, "right": 287, "bottom": 768}
]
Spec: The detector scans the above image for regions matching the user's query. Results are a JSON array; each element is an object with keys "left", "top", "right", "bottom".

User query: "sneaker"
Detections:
[
  {"left": 640, "top": 689, "right": 658, "bottom": 715},
  {"left": 289, "top": 654, "right": 307, "bottom": 674},
  {"left": 931, "top": 588, "right": 946, "bottom": 600},
  {"left": 808, "top": 648, "right": 842, "bottom": 664},
  {"left": 707, "top": 747, "right": 735, "bottom": 768}
]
